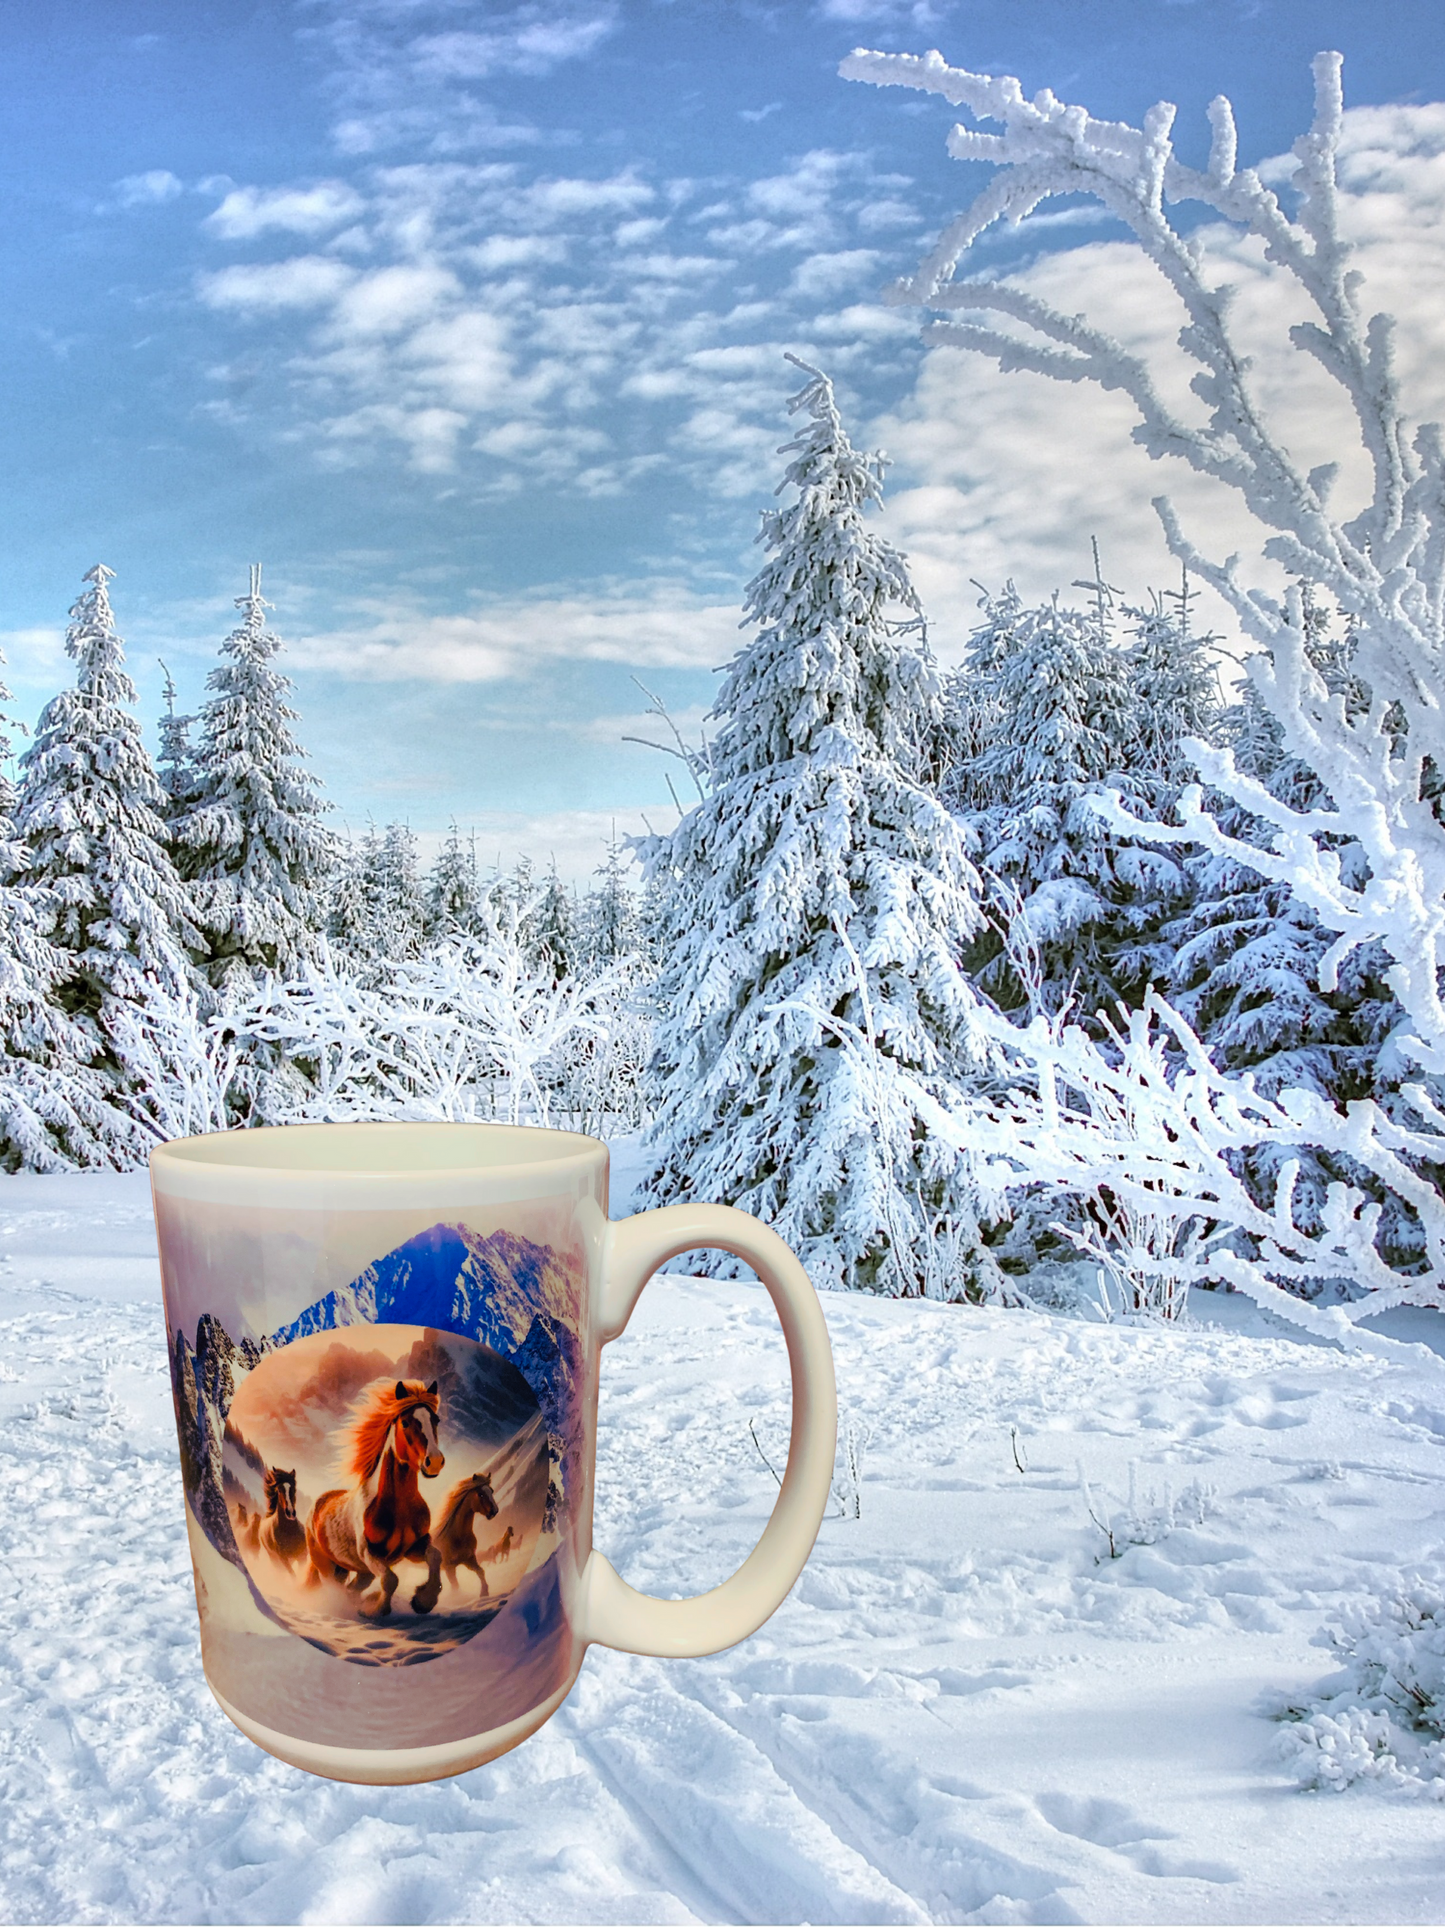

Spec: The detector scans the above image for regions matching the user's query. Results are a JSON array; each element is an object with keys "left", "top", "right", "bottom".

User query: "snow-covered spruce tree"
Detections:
[
  {"left": 531, "top": 863, "right": 577, "bottom": 981},
  {"left": 637, "top": 359, "right": 995, "bottom": 1298},
  {"left": 172, "top": 567, "right": 333, "bottom": 995},
  {"left": 1159, "top": 591, "right": 1409, "bottom": 1272},
  {"left": 425, "top": 820, "right": 487, "bottom": 939},
  {"left": 327, "top": 820, "right": 427, "bottom": 972},
  {"left": 0, "top": 630, "right": 131, "bottom": 1168},
  {"left": 843, "top": 47, "right": 1445, "bottom": 1308},
  {"left": 156, "top": 661, "right": 197, "bottom": 824},
  {"left": 16, "top": 565, "right": 200, "bottom": 1121},
  {"left": 583, "top": 832, "right": 640, "bottom": 973},
  {"left": 940, "top": 576, "right": 1215, "bottom": 1020}
]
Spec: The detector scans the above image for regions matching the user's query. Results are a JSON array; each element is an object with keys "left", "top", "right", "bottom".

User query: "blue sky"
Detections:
[{"left": 3, "top": 0, "right": 1443, "bottom": 877}]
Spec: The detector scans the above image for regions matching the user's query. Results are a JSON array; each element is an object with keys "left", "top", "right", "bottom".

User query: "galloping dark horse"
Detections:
[{"left": 257, "top": 1466, "right": 307, "bottom": 1571}]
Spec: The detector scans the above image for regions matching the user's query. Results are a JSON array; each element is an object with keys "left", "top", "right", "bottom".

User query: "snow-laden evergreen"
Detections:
[
  {"left": 0, "top": 628, "right": 126, "bottom": 1170},
  {"left": 637, "top": 360, "right": 993, "bottom": 1297},
  {"left": 530, "top": 863, "right": 578, "bottom": 981},
  {"left": 15, "top": 567, "right": 199, "bottom": 1122},
  {"left": 425, "top": 820, "right": 487, "bottom": 939},
  {"left": 155, "top": 662, "right": 197, "bottom": 823},
  {"left": 171, "top": 567, "right": 333, "bottom": 994},
  {"left": 327, "top": 820, "right": 428, "bottom": 971},
  {"left": 941, "top": 578, "right": 1214, "bottom": 1020},
  {"left": 1159, "top": 594, "right": 1410, "bottom": 1271},
  {"left": 582, "top": 833, "right": 640, "bottom": 972}
]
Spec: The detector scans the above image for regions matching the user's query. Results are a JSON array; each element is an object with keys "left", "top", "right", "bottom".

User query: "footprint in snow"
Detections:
[{"left": 1035, "top": 1793, "right": 1240, "bottom": 1884}]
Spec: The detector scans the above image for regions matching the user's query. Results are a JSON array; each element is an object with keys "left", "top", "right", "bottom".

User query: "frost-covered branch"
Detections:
[
  {"left": 230, "top": 895, "right": 641, "bottom": 1130},
  {"left": 958, "top": 992, "right": 1445, "bottom": 1344},
  {"left": 105, "top": 978, "right": 244, "bottom": 1144},
  {"left": 842, "top": 47, "right": 1445, "bottom": 1074},
  {"left": 813, "top": 982, "right": 1444, "bottom": 1341}
]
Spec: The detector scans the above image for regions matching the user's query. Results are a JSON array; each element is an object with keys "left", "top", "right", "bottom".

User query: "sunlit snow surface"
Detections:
[{"left": 3, "top": 1162, "right": 1445, "bottom": 1925}]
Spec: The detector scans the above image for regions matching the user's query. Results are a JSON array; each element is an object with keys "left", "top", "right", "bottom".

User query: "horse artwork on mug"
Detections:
[
  {"left": 223, "top": 1323, "right": 550, "bottom": 1664},
  {"left": 157, "top": 1202, "right": 586, "bottom": 1754}
]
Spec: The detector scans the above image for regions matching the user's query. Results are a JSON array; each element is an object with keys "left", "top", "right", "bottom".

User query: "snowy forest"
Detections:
[{"left": 3, "top": 49, "right": 1445, "bottom": 1361}]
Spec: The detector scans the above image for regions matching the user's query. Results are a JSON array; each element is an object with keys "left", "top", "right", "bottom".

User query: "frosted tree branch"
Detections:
[{"left": 841, "top": 988, "right": 1445, "bottom": 1349}]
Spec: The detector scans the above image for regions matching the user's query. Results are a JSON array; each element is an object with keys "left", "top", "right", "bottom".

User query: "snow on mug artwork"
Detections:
[
  {"left": 226, "top": 1324, "right": 547, "bottom": 1665},
  {"left": 163, "top": 1212, "right": 586, "bottom": 1747}
]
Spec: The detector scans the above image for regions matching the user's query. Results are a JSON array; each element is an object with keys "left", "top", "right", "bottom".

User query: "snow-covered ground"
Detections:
[{"left": 2, "top": 1165, "right": 1445, "bottom": 1925}]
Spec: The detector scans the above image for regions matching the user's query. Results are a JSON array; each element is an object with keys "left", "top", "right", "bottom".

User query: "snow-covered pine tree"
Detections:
[
  {"left": 582, "top": 831, "right": 640, "bottom": 972},
  {"left": 172, "top": 567, "right": 333, "bottom": 995},
  {"left": 327, "top": 820, "right": 427, "bottom": 970},
  {"left": 940, "top": 573, "right": 1212, "bottom": 1018},
  {"left": 1119, "top": 571, "right": 1224, "bottom": 796},
  {"left": 425, "top": 820, "right": 486, "bottom": 939},
  {"left": 325, "top": 831, "right": 369, "bottom": 959},
  {"left": 16, "top": 565, "right": 200, "bottom": 1116},
  {"left": 156, "top": 661, "right": 197, "bottom": 822},
  {"left": 1159, "top": 591, "right": 1408, "bottom": 1269},
  {"left": 531, "top": 863, "right": 577, "bottom": 981},
  {"left": 637, "top": 359, "right": 994, "bottom": 1298},
  {"left": 377, "top": 820, "right": 427, "bottom": 956},
  {"left": 0, "top": 631, "right": 129, "bottom": 1169}
]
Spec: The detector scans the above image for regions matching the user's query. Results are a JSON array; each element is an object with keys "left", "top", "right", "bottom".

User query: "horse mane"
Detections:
[
  {"left": 339, "top": 1379, "right": 440, "bottom": 1481},
  {"left": 437, "top": 1470, "right": 493, "bottom": 1537}
]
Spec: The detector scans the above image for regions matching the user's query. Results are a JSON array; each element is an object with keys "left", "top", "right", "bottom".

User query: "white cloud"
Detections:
[
  {"left": 811, "top": 301, "right": 914, "bottom": 340},
  {"left": 533, "top": 303, "right": 640, "bottom": 358},
  {"left": 115, "top": 170, "right": 184, "bottom": 207},
  {"left": 469, "top": 234, "right": 567, "bottom": 270},
  {"left": 205, "top": 181, "right": 366, "bottom": 240},
  {"left": 198, "top": 256, "right": 357, "bottom": 312},
  {"left": 319, "top": 402, "right": 470, "bottom": 474},
  {"left": 790, "top": 248, "right": 881, "bottom": 299},
  {"left": 518, "top": 172, "right": 654, "bottom": 224},
  {"left": 705, "top": 216, "right": 800, "bottom": 252},
  {"left": 474, "top": 420, "right": 608, "bottom": 468},
  {"left": 615, "top": 252, "right": 727, "bottom": 281},
  {"left": 289, "top": 589, "right": 742, "bottom": 682},
  {"left": 0, "top": 626, "right": 67, "bottom": 679},
  {"left": 870, "top": 103, "right": 1445, "bottom": 663},
  {"left": 411, "top": 14, "right": 616, "bottom": 82},
  {"left": 615, "top": 217, "right": 667, "bottom": 247},
  {"left": 817, "top": 0, "right": 938, "bottom": 17},
  {"left": 401, "top": 310, "right": 521, "bottom": 414},
  {"left": 748, "top": 149, "right": 855, "bottom": 221},
  {"left": 326, "top": 264, "right": 461, "bottom": 339},
  {"left": 855, "top": 197, "right": 923, "bottom": 231}
]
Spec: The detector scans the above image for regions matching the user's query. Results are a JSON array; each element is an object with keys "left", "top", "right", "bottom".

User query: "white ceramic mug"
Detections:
[{"left": 150, "top": 1121, "right": 837, "bottom": 1785}]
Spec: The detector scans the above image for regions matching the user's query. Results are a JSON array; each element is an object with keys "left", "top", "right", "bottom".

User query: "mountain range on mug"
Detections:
[{"left": 3, "top": 0, "right": 1445, "bottom": 1914}]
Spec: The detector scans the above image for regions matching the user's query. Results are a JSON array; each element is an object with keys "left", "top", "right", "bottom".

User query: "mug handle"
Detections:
[{"left": 577, "top": 1202, "right": 838, "bottom": 1658}]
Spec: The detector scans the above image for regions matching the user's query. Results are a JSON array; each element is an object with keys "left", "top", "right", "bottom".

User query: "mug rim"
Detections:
[{"left": 151, "top": 1118, "right": 608, "bottom": 1185}]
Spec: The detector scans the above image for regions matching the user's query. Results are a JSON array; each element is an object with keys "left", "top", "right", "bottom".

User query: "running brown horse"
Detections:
[
  {"left": 257, "top": 1467, "right": 307, "bottom": 1572},
  {"left": 433, "top": 1471, "right": 500, "bottom": 1595},
  {"left": 303, "top": 1379, "right": 446, "bottom": 1618}
]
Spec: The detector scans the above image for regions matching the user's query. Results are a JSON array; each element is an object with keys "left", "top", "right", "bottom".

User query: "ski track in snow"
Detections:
[{"left": 3, "top": 1171, "right": 1445, "bottom": 1924}]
